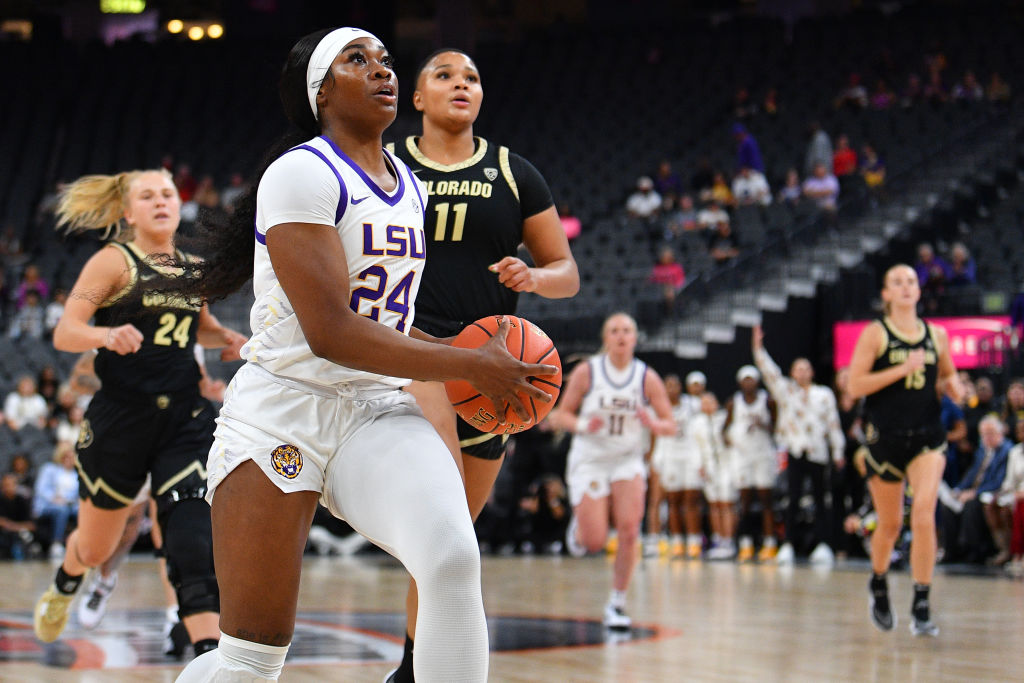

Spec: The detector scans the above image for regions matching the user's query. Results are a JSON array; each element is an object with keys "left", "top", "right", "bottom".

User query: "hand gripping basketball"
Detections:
[{"left": 444, "top": 316, "right": 562, "bottom": 434}]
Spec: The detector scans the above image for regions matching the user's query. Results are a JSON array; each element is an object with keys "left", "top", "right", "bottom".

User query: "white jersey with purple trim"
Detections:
[
  {"left": 727, "top": 389, "right": 775, "bottom": 458},
  {"left": 568, "top": 354, "right": 649, "bottom": 464},
  {"left": 242, "top": 135, "right": 428, "bottom": 389}
]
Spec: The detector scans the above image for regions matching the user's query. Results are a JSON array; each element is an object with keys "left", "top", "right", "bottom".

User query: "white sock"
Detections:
[
  {"left": 175, "top": 632, "right": 289, "bottom": 682},
  {"left": 763, "top": 536, "right": 777, "bottom": 548},
  {"left": 739, "top": 536, "right": 753, "bottom": 550},
  {"left": 609, "top": 589, "right": 627, "bottom": 609},
  {"left": 671, "top": 534, "right": 683, "bottom": 545},
  {"left": 687, "top": 534, "right": 701, "bottom": 546}
]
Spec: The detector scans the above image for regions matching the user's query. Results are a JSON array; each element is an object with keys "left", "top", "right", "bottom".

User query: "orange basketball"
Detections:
[{"left": 444, "top": 315, "right": 562, "bottom": 435}]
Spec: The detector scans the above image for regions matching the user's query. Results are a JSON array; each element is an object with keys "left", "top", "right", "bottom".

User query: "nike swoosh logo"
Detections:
[
  {"left": 411, "top": 168, "right": 422, "bottom": 175},
  {"left": 191, "top": 407, "right": 203, "bottom": 418},
  {"left": 351, "top": 196, "right": 369, "bottom": 205}
]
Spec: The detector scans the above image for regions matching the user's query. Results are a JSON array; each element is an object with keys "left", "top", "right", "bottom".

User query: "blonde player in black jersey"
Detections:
[
  {"left": 848, "top": 264, "right": 961, "bottom": 636},
  {"left": 388, "top": 48, "right": 579, "bottom": 682},
  {"left": 32, "top": 169, "right": 246, "bottom": 657}
]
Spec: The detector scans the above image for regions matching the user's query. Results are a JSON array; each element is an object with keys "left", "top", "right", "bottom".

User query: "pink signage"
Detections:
[{"left": 833, "top": 316, "right": 1011, "bottom": 369}]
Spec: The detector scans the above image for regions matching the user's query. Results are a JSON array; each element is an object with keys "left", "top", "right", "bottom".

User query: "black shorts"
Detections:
[
  {"left": 864, "top": 423, "right": 946, "bottom": 482},
  {"left": 457, "top": 419, "right": 509, "bottom": 461},
  {"left": 75, "top": 389, "right": 215, "bottom": 509}
]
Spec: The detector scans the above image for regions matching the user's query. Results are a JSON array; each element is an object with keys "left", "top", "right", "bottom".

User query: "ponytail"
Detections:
[
  {"left": 56, "top": 170, "right": 167, "bottom": 241},
  {"left": 142, "top": 29, "right": 331, "bottom": 305}
]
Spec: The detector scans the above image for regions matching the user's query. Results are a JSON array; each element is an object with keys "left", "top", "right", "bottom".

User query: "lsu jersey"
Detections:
[
  {"left": 244, "top": 135, "right": 427, "bottom": 389},
  {"left": 568, "top": 354, "right": 650, "bottom": 462},
  {"left": 727, "top": 389, "right": 775, "bottom": 457}
]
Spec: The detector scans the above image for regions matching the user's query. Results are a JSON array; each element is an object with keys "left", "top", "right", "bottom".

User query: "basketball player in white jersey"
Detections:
[
  {"left": 693, "top": 392, "right": 737, "bottom": 560},
  {"left": 652, "top": 372, "right": 707, "bottom": 558},
  {"left": 724, "top": 365, "right": 779, "bottom": 562},
  {"left": 164, "top": 28, "right": 556, "bottom": 683},
  {"left": 549, "top": 313, "right": 675, "bottom": 629}
]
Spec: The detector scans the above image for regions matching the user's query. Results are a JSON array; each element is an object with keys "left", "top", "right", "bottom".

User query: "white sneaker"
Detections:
[
  {"left": 383, "top": 668, "right": 398, "bottom": 683},
  {"left": 565, "top": 515, "right": 586, "bottom": 557},
  {"left": 308, "top": 525, "right": 340, "bottom": 555},
  {"left": 775, "top": 542, "right": 795, "bottom": 565},
  {"left": 642, "top": 534, "right": 660, "bottom": 558},
  {"left": 49, "top": 543, "right": 65, "bottom": 560},
  {"left": 602, "top": 602, "right": 631, "bottom": 630},
  {"left": 77, "top": 571, "right": 117, "bottom": 629},
  {"left": 810, "top": 542, "right": 835, "bottom": 566},
  {"left": 706, "top": 543, "right": 737, "bottom": 561},
  {"left": 336, "top": 532, "right": 370, "bottom": 557}
]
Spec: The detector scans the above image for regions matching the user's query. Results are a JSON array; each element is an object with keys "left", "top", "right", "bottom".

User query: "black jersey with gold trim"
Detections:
[
  {"left": 93, "top": 242, "right": 202, "bottom": 396},
  {"left": 388, "top": 136, "right": 553, "bottom": 335},
  {"left": 864, "top": 317, "right": 943, "bottom": 433}
]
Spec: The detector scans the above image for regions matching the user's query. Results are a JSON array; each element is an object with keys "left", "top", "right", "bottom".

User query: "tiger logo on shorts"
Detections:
[{"left": 271, "top": 444, "right": 303, "bottom": 479}]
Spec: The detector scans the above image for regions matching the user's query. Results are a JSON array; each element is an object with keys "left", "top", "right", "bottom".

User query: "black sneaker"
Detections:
[
  {"left": 911, "top": 598, "right": 939, "bottom": 637},
  {"left": 869, "top": 580, "right": 895, "bottom": 632}
]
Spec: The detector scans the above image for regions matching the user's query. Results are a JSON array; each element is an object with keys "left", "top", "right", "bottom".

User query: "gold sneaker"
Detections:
[
  {"left": 687, "top": 543, "right": 702, "bottom": 560},
  {"left": 34, "top": 585, "right": 74, "bottom": 643},
  {"left": 658, "top": 538, "right": 670, "bottom": 557},
  {"left": 737, "top": 546, "right": 755, "bottom": 563},
  {"left": 605, "top": 535, "right": 618, "bottom": 556},
  {"left": 670, "top": 540, "right": 684, "bottom": 558},
  {"left": 758, "top": 545, "right": 778, "bottom": 562}
]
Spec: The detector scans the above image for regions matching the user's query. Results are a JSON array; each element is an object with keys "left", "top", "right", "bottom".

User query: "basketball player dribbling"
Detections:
[
  {"left": 847, "top": 264, "right": 961, "bottom": 636},
  {"left": 550, "top": 312, "right": 676, "bottom": 629},
  {"left": 156, "top": 28, "right": 556, "bottom": 682},
  {"left": 387, "top": 47, "right": 579, "bottom": 682}
]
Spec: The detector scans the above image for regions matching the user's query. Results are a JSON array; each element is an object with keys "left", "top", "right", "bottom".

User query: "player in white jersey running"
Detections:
[
  {"left": 652, "top": 372, "right": 707, "bottom": 558},
  {"left": 161, "top": 28, "right": 555, "bottom": 683},
  {"left": 724, "top": 365, "right": 779, "bottom": 562},
  {"left": 550, "top": 313, "right": 675, "bottom": 630}
]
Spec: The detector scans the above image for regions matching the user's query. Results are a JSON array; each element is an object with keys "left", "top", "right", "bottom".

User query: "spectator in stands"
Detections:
[
  {"left": 55, "top": 404, "right": 85, "bottom": 446},
  {"left": 194, "top": 175, "right": 226, "bottom": 228},
  {"left": 987, "top": 72, "right": 1012, "bottom": 107},
  {"left": 653, "top": 160, "right": 684, "bottom": 201},
  {"left": 833, "top": 366, "right": 867, "bottom": 559},
  {"left": 219, "top": 172, "right": 247, "bottom": 213},
  {"left": 0, "top": 224, "right": 24, "bottom": 264},
  {"left": 3, "top": 375, "right": 47, "bottom": 431},
  {"left": 986, "top": 419, "right": 1024, "bottom": 568},
  {"left": 664, "top": 195, "right": 698, "bottom": 238},
  {"left": 733, "top": 123, "right": 765, "bottom": 174},
  {"left": 941, "top": 393, "right": 969, "bottom": 488},
  {"left": 1003, "top": 380, "right": 1024, "bottom": 438},
  {"left": 8, "top": 289, "right": 45, "bottom": 340},
  {"left": 557, "top": 203, "right": 581, "bottom": 241},
  {"left": 732, "top": 166, "right": 772, "bottom": 207},
  {"left": 804, "top": 122, "right": 833, "bottom": 177},
  {"left": 870, "top": 79, "right": 895, "bottom": 110},
  {"left": 9, "top": 453, "right": 35, "bottom": 499},
  {"left": 172, "top": 163, "right": 197, "bottom": 202},
  {"left": 860, "top": 145, "right": 886, "bottom": 203},
  {"left": 44, "top": 287, "right": 66, "bottom": 338},
  {"left": 923, "top": 66, "right": 947, "bottom": 104},
  {"left": 33, "top": 442, "right": 80, "bottom": 559},
  {"left": 763, "top": 88, "right": 779, "bottom": 117},
  {"left": 0, "top": 264, "right": 9, "bottom": 326},
  {"left": 836, "top": 73, "right": 869, "bottom": 110},
  {"left": 1002, "top": 420, "right": 1024, "bottom": 575},
  {"left": 964, "top": 376, "right": 998, "bottom": 461},
  {"left": 952, "top": 70, "right": 984, "bottom": 103},
  {"left": 649, "top": 246, "right": 686, "bottom": 315},
  {"left": 832, "top": 134, "right": 858, "bottom": 187},
  {"left": 942, "top": 415, "right": 1010, "bottom": 564},
  {"left": 626, "top": 176, "right": 662, "bottom": 220},
  {"left": 914, "top": 243, "right": 951, "bottom": 313},
  {"left": 733, "top": 87, "right": 756, "bottom": 120},
  {"left": 900, "top": 73, "right": 924, "bottom": 108},
  {"left": 0, "top": 472, "right": 35, "bottom": 560},
  {"left": 752, "top": 324, "right": 845, "bottom": 565},
  {"left": 948, "top": 242, "right": 977, "bottom": 287},
  {"left": 14, "top": 264, "right": 49, "bottom": 311},
  {"left": 707, "top": 221, "right": 740, "bottom": 267},
  {"left": 36, "top": 365, "right": 59, "bottom": 413},
  {"left": 697, "top": 199, "right": 730, "bottom": 232},
  {"left": 802, "top": 163, "right": 840, "bottom": 214},
  {"left": 710, "top": 172, "right": 735, "bottom": 208},
  {"left": 777, "top": 168, "right": 802, "bottom": 206},
  {"left": 691, "top": 157, "right": 715, "bottom": 203}
]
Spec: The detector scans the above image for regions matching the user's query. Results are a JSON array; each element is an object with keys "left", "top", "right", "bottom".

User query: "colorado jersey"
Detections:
[
  {"left": 728, "top": 389, "right": 775, "bottom": 457},
  {"left": 568, "top": 355, "right": 650, "bottom": 462},
  {"left": 94, "top": 242, "right": 201, "bottom": 395},
  {"left": 388, "top": 136, "right": 553, "bottom": 335},
  {"left": 864, "top": 317, "right": 943, "bottom": 433},
  {"left": 244, "top": 135, "right": 427, "bottom": 389}
]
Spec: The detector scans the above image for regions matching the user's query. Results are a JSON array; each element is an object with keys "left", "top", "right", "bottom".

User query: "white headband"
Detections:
[{"left": 306, "top": 27, "right": 382, "bottom": 120}]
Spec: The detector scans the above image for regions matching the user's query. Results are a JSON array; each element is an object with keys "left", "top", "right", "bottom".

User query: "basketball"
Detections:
[{"left": 444, "top": 315, "right": 562, "bottom": 434}]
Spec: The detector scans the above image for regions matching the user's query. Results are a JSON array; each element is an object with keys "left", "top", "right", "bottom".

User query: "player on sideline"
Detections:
[
  {"left": 549, "top": 312, "right": 676, "bottom": 629},
  {"left": 32, "top": 169, "right": 246, "bottom": 659},
  {"left": 848, "top": 264, "right": 961, "bottom": 636},
  {"left": 167, "top": 28, "right": 555, "bottom": 682},
  {"left": 723, "top": 365, "right": 779, "bottom": 562},
  {"left": 387, "top": 47, "right": 579, "bottom": 682}
]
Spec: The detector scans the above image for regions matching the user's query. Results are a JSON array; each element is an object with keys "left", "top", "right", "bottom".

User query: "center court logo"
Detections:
[
  {"left": 271, "top": 444, "right": 303, "bottom": 479},
  {"left": 0, "top": 609, "right": 661, "bottom": 669}
]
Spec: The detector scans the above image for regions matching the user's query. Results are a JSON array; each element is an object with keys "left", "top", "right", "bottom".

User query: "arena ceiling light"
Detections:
[{"left": 167, "top": 19, "right": 225, "bottom": 40}]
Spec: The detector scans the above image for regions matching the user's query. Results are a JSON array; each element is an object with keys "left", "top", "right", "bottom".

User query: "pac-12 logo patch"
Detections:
[
  {"left": 271, "top": 444, "right": 303, "bottom": 479},
  {"left": 484, "top": 167, "right": 498, "bottom": 181}
]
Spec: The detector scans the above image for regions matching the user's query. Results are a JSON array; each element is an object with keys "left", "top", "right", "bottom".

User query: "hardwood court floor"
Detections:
[{"left": 1, "top": 552, "right": 1021, "bottom": 682}]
